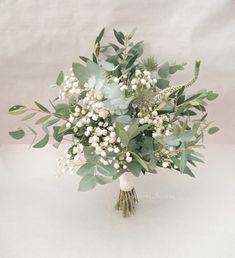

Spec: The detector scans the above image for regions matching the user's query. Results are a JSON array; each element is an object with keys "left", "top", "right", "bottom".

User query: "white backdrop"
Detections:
[{"left": 0, "top": 0, "right": 235, "bottom": 144}]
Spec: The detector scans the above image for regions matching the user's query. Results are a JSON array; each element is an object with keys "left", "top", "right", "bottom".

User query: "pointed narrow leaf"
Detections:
[
  {"left": 8, "top": 105, "right": 27, "bottom": 115},
  {"left": 35, "top": 115, "right": 51, "bottom": 125},
  {"left": 34, "top": 101, "right": 50, "bottom": 113},
  {"left": 22, "top": 112, "right": 37, "bottom": 121},
  {"left": 56, "top": 71, "right": 64, "bottom": 86},
  {"left": 95, "top": 27, "right": 105, "bottom": 44}
]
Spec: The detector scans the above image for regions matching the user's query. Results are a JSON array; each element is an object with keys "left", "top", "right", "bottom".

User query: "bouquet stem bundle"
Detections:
[{"left": 115, "top": 173, "right": 138, "bottom": 217}]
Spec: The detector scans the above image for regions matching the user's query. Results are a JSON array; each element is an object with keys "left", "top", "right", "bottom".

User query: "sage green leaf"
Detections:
[
  {"left": 33, "top": 134, "right": 49, "bottom": 148},
  {"left": 72, "top": 63, "right": 88, "bottom": 84},
  {"left": 79, "top": 56, "right": 91, "bottom": 63},
  {"left": 126, "top": 54, "right": 138, "bottom": 69},
  {"left": 79, "top": 174, "right": 96, "bottom": 191},
  {"left": 97, "top": 163, "right": 116, "bottom": 176},
  {"left": 96, "top": 175, "right": 112, "bottom": 185},
  {"left": 26, "top": 125, "right": 37, "bottom": 135},
  {"left": 34, "top": 101, "right": 50, "bottom": 113},
  {"left": 44, "top": 118, "right": 59, "bottom": 128},
  {"left": 169, "top": 64, "right": 185, "bottom": 74},
  {"left": 128, "top": 121, "right": 149, "bottom": 140},
  {"left": 100, "top": 60, "right": 116, "bottom": 71},
  {"left": 180, "top": 151, "right": 187, "bottom": 172},
  {"left": 56, "top": 71, "right": 64, "bottom": 86},
  {"left": 8, "top": 105, "right": 27, "bottom": 115},
  {"left": 206, "top": 91, "right": 219, "bottom": 101},
  {"left": 188, "top": 155, "right": 204, "bottom": 163},
  {"left": 115, "top": 122, "right": 129, "bottom": 146},
  {"left": 131, "top": 152, "right": 149, "bottom": 171},
  {"left": 127, "top": 161, "right": 142, "bottom": 177},
  {"left": 156, "top": 79, "right": 169, "bottom": 89},
  {"left": 183, "top": 166, "right": 195, "bottom": 177},
  {"left": 158, "top": 62, "right": 170, "bottom": 78},
  {"left": 83, "top": 146, "right": 98, "bottom": 163},
  {"left": 114, "top": 115, "right": 132, "bottom": 125},
  {"left": 180, "top": 130, "right": 195, "bottom": 142},
  {"left": 208, "top": 126, "right": 219, "bottom": 135},
  {"left": 163, "top": 135, "right": 180, "bottom": 146},
  {"left": 113, "top": 29, "right": 124, "bottom": 45},
  {"left": 77, "top": 163, "right": 96, "bottom": 176},
  {"left": 53, "top": 126, "right": 63, "bottom": 142},
  {"left": 128, "top": 41, "right": 144, "bottom": 57},
  {"left": 9, "top": 129, "right": 25, "bottom": 140},
  {"left": 22, "top": 112, "right": 37, "bottom": 121},
  {"left": 95, "top": 27, "right": 105, "bottom": 44},
  {"left": 35, "top": 115, "right": 51, "bottom": 125}
]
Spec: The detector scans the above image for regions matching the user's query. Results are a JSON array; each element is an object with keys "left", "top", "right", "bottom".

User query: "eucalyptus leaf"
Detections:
[
  {"left": 8, "top": 105, "right": 27, "bottom": 115},
  {"left": 56, "top": 71, "right": 64, "bottom": 86},
  {"left": 22, "top": 112, "right": 37, "bottom": 121},
  {"left": 77, "top": 163, "right": 96, "bottom": 176},
  {"left": 34, "top": 101, "right": 50, "bottom": 113},
  {"left": 9, "top": 129, "right": 25, "bottom": 140},
  {"left": 79, "top": 174, "right": 96, "bottom": 191},
  {"left": 208, "top": 126, "right": 219, "bottom": 135},
  {"left": 96, "top": 175, "right": 112, "bottom": 185},
  {"left": 33, "top": 134, "right": 49, "bottom": 148}
]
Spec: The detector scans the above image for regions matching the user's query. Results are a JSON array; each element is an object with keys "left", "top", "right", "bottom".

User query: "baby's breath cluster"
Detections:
[{"left": 59, "top": 68, "right": 80, "bottom": 99}]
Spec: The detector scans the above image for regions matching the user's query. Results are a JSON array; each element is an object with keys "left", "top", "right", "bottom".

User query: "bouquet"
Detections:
[{"left": 9, "top": 28, "right": 219, "bottom": 217}]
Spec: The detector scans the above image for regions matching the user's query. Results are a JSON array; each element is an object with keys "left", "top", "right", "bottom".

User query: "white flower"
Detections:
[
  {"left": 126, "top": 152, "right": 130, "bottom": 157},
  {"left": 114, "top": 163, "right": 120, "bottom": 169},
  {"left": 84, "top": 131, "right": 90, "bottom": 137},
  {"left": 162, "top": 161, "right": 169, "bottom": 168},
  {"left": 66, "top": 122, "right": 71, "bottom": 128},
  {"left": 141, "top": 79, "right": 146, "bottom": 85},
  {"left": 114, "top": 147, "right": 120, "bottom": 153},
  {"left": 107, "top": 146, "right": 113, "bottom": 152},
  {"left": 110, "top": 132, "right": 116, "bottom": 138},
  {"left": 76, "top": 121, "right": 83, "bottom": 128},
  {"left": 132, "top": 84, "right": 137, "bottom": 90},
  {"left": 123, "top": 165, "right": 127, "bottom": 169},
  {"left": 139, "top": 118, "right": 145, "bottom": 124},
  {"left": 113, "top": 77, "right": 119, "bottom": 83},
  {"left": 126, "top": 156, "right": 132, "bottom": 163},
  {"left": 92, "top": 114, "right": 98, "bottom": 121},
  {"left": 101, "top": 150, "right": 106, "bottom": 157}
]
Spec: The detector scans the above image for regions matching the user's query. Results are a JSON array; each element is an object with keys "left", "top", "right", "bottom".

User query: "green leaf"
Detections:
[
  {"left": 127, "top": 161, "right": 142, "bottom": 177},
  {"left": 206, "top": 91, "right": 219, "bottom": 101},
  {"left": 208, "top": 126, "right": 219, "bottom": 135},
  {"left": 131, "top": 152, "right": 149, "bottom": 171},
  {"left": 95, "top": 27, "right": 105, "bottom": 44},
  {"left": 97, "top": 163, "right": 116, "bottom": 176},
  {"left": 180, "top": 151, "right": 187, "bottom": 172},
  {"left": 156, "top": 79, "right": 169, "bottom": 89},
  {"left": 34, "top": 101, "right": 50, "bottom": 113},
  {"left": 33, "top": 134, "right": 49, "bottom": 148},
  {"left": 79, "top": 56, "right": 91, "bottom": 63},
  {"left": 115, "top": 122, "right": 129, "bottom": 146},
  {"left": 180, "top": 130, "right": 195, "bottom": 142},
  {"left": 126, "top": 54, "right": 138, "bottom": 69},
  {"left": 56, "top": 71, "right": 64, "bottom": 86},
  {"left": 8, "top": 105, "right": 27, "bottom": 115},
  {"left": 96, "top": 175, "right": 112, "bottom": 185},
  {"left": 77, "top": 163, "right": 96, "bottom": 176},
  {"left": 72, "top": 63, "right": 88, "bottom": 84},
  {"left": 53, "top": 126, "right": 63, "bottom": 142},
  {"left": 35, "top": 115, "right": 51, "bottom": 125},
  {"left": 79, "top": 174, "right": 96, "bottom": 191},
  {"left": 163, "top": 135, "right": 180, "bottom": 146},
  {"left": 169, "top": 64, "right": 185, "bottom": 74},
  {"left": 128, "top": 121, "right": 149, "bottom": 140},
  {"left": 44, "top": 118, "right": 59, "bottom": 128},
  {"left": 21, "top": 112, "right": 37, "bottom": 121},
  {"left": 9, "top": 129, "right": 25, "bottom": 140},
  {"left": 158, "top": 62, "right": 170, "bottom": 78},
  {"left": 26, "top": 125, "right": 37, "bottom": 135},
  {"left": 113, "top": 29, "right": 124, "bottom": 45},
  {"left": 128, "top": 41, "right": 144, "bottom": 57},
  {"left": 100, "top": 60, "right": 116, "bottom": 71}
]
